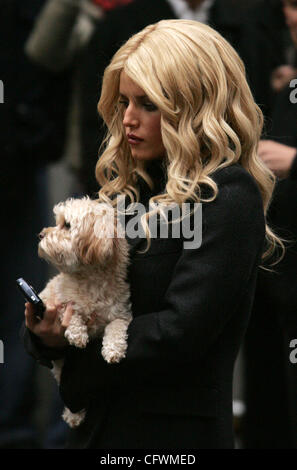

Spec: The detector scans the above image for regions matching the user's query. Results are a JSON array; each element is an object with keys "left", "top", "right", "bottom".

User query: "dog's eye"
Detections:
[{"left": 64, "top": 221, "right": 71, "bottom": 229}]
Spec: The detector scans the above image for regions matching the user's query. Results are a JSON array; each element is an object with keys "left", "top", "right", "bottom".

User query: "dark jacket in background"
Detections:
[
  {"left": 239, "top": 0, "right": 286, "bottom": 121},
  {"left": 0, "top": 0, "right": 70, "bottom": 209},
  {"left": 243, "top": 83, "right": 297, "bottom": 449},
  {"left": 0, "top": 0, "right": 70, "bottom": 448}
]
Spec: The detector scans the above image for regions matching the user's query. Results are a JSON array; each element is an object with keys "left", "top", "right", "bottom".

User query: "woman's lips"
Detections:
[{"left": 127, "top": 133, "right": 144, "bottom": 144}]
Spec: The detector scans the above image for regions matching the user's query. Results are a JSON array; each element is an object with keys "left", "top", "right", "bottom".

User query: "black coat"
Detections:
[{"left": 23, "top": 163, "right": 265, "bottom": 448}]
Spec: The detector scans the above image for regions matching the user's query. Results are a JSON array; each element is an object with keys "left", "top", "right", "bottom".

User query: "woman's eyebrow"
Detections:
[{"left": 119, "top": 92, "right": 148, "bottom": 99}]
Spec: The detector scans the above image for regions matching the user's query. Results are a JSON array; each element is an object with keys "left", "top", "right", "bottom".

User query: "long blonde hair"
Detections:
[{"left": 96, "top": 19, "right": 283, "bottom": 263}]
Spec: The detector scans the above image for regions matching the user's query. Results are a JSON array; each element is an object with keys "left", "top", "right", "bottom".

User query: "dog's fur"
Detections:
[{"left": 38, "top": 197, "right": 132, "bottom": 427}]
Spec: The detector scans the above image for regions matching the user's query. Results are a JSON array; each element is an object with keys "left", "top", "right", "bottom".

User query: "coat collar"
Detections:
[{"left": 124, "top": 158, "right": 167, "bottom": 255}]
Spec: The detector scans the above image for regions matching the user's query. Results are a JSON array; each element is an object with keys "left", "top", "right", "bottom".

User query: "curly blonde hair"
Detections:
[{"left": 96, "top": 19, "right": 283, "bottom": 262}]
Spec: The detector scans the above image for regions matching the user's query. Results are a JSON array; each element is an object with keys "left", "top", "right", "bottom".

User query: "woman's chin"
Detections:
[{"left": 131, "top": 152, "right": 163, "bottom": 162}]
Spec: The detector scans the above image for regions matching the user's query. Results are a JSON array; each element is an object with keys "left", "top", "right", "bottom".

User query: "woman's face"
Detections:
[{"left": 119, "top": 71, "right": 165, "bottom": 162}]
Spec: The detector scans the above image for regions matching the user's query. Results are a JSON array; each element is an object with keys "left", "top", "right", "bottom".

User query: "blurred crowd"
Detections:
[{"left": 0, "top": 0, "right": 296, "bottom": 449}]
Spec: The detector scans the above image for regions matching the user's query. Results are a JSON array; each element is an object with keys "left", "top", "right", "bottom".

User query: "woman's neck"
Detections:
[{"left": 140, "top": 158, "right": 167, "bottom": 201}]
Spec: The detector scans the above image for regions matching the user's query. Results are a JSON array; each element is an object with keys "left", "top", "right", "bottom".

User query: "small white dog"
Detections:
[{"left": 38, "top": 197, "right": 132, "bottom": 427}]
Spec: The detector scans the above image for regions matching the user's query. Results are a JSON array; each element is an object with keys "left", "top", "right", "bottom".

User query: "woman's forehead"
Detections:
[{"left": 119, "top": 71, "right": 147, "bottom": 97}]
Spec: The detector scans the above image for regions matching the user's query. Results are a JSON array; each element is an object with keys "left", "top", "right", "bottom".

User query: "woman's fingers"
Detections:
[
  {"left": 61, "top": 302, "right": 74, "bottom": 328},
  {"left": 24, "top": 300, "right": 75, "bottom": 348},
  {"left": 45, "top": 304, "right": 59, "bottom": 324},
  {"left": 25, "top": 302, "right": 39, "bottom": 329}
]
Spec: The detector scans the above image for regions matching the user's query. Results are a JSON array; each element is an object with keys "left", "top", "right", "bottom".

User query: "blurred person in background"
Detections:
[
  {"left": 0, "top": 0, "right": 70, "bottom": 448},
  {"left": 242, "top": 0, "right": 297, "bottom": 449},
  {"left": 270, "top": 0, "right": 297, "bottom": 93},
  {"left": 23, "top": 0, "right": 136, "bottom": 199}
]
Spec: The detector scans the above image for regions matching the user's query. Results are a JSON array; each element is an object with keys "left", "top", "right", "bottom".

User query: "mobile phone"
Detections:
[{"left": 16, "top": 277, "right": 45, "bottom": 319}]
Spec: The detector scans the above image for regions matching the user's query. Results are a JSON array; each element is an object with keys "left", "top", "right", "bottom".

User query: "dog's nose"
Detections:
[{"left": 38, "top": 230, "right": 46, "bottom": 240}]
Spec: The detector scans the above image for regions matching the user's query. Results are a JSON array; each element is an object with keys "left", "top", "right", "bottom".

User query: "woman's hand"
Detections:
[
  {"left": 25, "top": 301, "right": 74, "bottom": 349},
  {"left": 258, "top": 140, "right": 297, "bottom": 179},
  {"left": 271, "top": 65, "right": 297, "bottom": 92}
]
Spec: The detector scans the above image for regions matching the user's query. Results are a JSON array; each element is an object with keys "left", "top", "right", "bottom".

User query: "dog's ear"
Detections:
[{"left": 76, "top": 205, "right": 120, "bottom": 266}]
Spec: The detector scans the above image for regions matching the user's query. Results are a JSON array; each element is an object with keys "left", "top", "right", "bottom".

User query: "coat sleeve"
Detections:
[
  {"left": 20, "top": 322, "right": 67, "bottom": 368},
  {"left": 60, "top": 166, "right": 265, "bottom": 412}
]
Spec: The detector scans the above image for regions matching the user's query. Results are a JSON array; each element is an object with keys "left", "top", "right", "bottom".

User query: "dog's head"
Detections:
[{"left": 38, "top": 197, "right": 123, "bottom": 273}]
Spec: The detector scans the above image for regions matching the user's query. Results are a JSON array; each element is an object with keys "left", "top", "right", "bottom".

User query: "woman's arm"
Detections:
[{"left": 25, "top": 0, "right": 103, "bottom": 72}]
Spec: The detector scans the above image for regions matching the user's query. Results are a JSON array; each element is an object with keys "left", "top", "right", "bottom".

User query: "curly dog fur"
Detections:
[{"left": 38, "top": 197, "right": 132, "bottom": 427}]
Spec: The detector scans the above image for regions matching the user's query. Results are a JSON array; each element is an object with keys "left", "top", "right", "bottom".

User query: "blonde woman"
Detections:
[{"left": 23, "top": 20, "right": 280, "bottom": 449}]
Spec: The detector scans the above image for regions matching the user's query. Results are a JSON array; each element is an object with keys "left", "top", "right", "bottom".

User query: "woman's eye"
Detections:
[
  {"left": 119, "top": 100, "right": 129, "bottom": 108},
  {"left": 143, "top": 102, "right": 158, "bottom": 112},
  {"left": 64, "top": 221, "right": 71, "bottom": 229}
]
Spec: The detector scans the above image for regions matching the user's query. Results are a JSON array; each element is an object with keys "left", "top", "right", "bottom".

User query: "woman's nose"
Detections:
[{"left": 123, "top": 105, "right": 139, "bottom": 128}]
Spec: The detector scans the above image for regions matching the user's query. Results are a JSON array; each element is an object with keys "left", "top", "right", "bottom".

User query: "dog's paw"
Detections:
[
  {"left": 51, "top": 359, "right": 64, "bottom": 384},
  {"left": 62, "top": 407, "right": 86, "bottom": 428},
  {"left": 65, "top": 330, "right": 89, "bottom": 348},
  {"left": 101, "top": 344, "right": 126, "bottom": 363}
]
